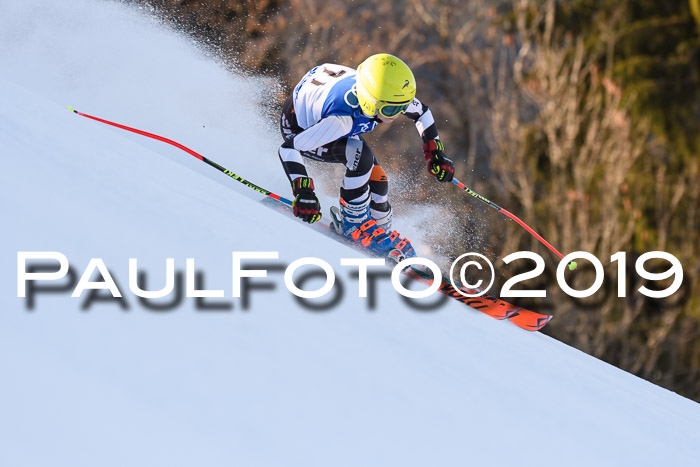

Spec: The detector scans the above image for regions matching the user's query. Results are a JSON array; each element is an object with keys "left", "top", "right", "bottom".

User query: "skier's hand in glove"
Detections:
[
  {"left": 423, "top": 138, "right": 455, "bottom": 183},
  {"left": 292, "top": 177, "right": 322, "bottom": 223}
]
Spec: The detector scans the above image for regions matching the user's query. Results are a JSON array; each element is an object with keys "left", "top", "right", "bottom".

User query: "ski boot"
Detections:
[{"left": 330, "top": 197, "right": 416, "bottom": 262}]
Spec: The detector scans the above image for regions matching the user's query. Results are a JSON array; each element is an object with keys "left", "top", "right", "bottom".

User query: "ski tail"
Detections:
[{"left": 405, "top": 265, "right": 552, "bottom": 331}]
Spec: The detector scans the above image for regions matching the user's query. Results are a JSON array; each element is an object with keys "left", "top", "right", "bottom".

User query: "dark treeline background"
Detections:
[{"left": 126, "top": 0, "right": 700, "bottom": 400}]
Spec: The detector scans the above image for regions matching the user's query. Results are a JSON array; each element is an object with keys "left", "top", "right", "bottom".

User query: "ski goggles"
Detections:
[{"left": 376, "top": 101, "right": 411, "bottom": 118}]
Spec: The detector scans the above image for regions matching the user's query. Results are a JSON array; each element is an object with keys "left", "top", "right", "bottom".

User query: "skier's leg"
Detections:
[
  {"left": 311, "top": 135, "right": 372, "bottom": 235},
  {"left": 338, "top": 136, "right": 373, "bottom": 205},
  {"left": 368, "top": 159, "right": 392, "bottom": 230},
  {"left": 336, "top": 139, "right": 392, "bottom": 230},
  {"left": 330, "top": 138, "right": 413, "bottom": 258}
]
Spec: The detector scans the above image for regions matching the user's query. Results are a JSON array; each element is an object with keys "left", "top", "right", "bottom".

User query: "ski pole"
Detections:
[
  {"left": 67, "top": 107, "right": 294, "bottom": 207},
  {"left": 451, "top": 178, "right": 577, "bottom": 270}
]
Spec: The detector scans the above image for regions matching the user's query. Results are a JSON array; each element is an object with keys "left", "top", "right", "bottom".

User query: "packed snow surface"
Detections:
[{"left": 1, "top": 1, "right": 699, "bottom": 466}]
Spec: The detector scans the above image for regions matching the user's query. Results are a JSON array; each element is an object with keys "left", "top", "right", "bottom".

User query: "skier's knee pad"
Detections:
[{"left": 369, "top": 165, "right": 388, "bottom": 196}]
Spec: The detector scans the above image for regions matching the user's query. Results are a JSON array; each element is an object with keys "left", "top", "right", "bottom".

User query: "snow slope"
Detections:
[{"left": 1, "top": 1, "right": 699, "bottom": 466}]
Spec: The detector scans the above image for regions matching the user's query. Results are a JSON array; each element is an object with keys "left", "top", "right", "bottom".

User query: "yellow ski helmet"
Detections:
[{"left": 355, "top": 54, "right": 416, "bottom": 118}]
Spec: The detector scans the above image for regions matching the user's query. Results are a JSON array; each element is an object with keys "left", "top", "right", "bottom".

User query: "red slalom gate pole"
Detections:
[
  {"left": 451, "top": 178, "right": 577, "bottom": 270},
  {"left": 68, "top": 106, "right": 294, "bottom": 207}
]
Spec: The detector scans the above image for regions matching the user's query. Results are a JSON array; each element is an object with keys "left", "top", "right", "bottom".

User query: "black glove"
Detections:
[
  {"left": 423, "top": 138, "right": 455, "bottom": 182},
  {"left": 291, "top": 177, "right": 322, "bottom": 223}
]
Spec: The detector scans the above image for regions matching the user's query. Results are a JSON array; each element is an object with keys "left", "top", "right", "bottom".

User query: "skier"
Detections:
[{"left": 278, "top": 53, "right": 455, "bottom": 261}]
